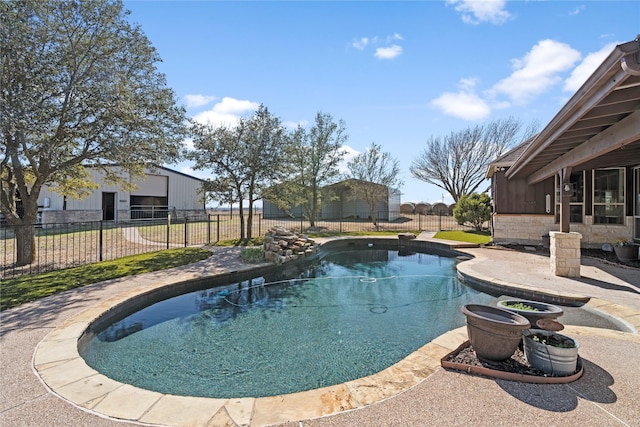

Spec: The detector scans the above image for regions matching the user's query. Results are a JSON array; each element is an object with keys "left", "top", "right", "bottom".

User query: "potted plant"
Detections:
[
  {"left": 523, "top": 329, "right": 579, "bottom": 376},
  {"left": 613, "top": 240, "right": 639, "bottom": 263},
  {"left": 497, "top": 299, "right": 564, "bottom": 331},
  {"left": 461, "top": 304, "right": 530, "bottom": 361}
]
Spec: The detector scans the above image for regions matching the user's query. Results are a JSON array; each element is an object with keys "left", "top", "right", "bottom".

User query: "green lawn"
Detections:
[
  {"left": 1, "top": 230, "right": 488, "bottom": 311},
  {"left": 307, "top": 230, "right": 421, "bottom": 238},
  {"left": 433, "top": 230, "right": 491, "bottom": 245},
  {"left": 1, "top": 247, "right": 212, "bottom": 311}
]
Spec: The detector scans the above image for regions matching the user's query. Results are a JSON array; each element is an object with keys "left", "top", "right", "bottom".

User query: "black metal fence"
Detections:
[{"left": 1, "top": 211, "right": 471, "bottom": 278}]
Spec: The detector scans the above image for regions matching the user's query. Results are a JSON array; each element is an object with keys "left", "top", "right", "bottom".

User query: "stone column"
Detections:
[{"left": 549, "top": 231, "right": 582, "bottom": 277}]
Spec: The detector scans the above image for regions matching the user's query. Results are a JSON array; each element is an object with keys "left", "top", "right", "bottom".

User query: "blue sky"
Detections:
[{"left": 123, "top": 0, "right": 639, "bottom": 206}]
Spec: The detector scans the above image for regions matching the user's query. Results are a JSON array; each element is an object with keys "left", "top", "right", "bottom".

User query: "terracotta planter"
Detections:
[
  {"left": 497, "top": 299, "right": 564, "bottom": 330},
  {"left": 461, "top": 304, "right": 530, "bottom": 361},
  {"left": 523, "top": 329, "right": 579, "bottom": 376},
  {"left": 613, "top": 245, "right": 639, "bottom": 263}
]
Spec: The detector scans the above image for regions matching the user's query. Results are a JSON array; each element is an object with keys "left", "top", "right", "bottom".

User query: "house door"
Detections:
[
  {"left": 102, "top": 192, "right": 116, "bottom": 221},
  {"left": 634, "top": 168, "right": 640, "bottom": 241}
]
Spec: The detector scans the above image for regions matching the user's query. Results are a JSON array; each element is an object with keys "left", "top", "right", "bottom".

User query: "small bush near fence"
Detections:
[{"left": 1, "top": 210, "right": 470, "bottom": 279}]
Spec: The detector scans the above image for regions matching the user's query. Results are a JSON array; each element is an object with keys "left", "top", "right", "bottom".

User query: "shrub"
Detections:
[
  {"left": 453, "top": 192, "right": 491, "bottom": 231},
  {"left": 240, "top": 246, "right": 265, "bottom": 263}
]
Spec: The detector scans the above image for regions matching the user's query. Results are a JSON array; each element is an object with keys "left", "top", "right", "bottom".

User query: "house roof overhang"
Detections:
[{"left": 505, "top": 37, "right": 640, "bottom": 184}]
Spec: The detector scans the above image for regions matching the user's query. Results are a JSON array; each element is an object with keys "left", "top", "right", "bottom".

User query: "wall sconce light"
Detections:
[
  {"left": 563, "top": 184, "right": 571, "bottom": 192},
  {"left": 545, "top": 194, "right": 551, "bottom": 213}
]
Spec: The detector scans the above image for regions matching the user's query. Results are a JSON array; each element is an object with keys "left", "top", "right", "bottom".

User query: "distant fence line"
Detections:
[{"left": 1, "top": 211, "right": 470, "bottom": 278}]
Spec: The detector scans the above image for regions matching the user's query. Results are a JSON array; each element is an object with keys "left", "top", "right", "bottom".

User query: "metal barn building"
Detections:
[{"left": 37, "top": 165, "right": 205, "bottom": 224}]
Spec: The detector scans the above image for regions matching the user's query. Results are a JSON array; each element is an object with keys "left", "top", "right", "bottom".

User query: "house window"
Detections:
[
  {"left": 593, "top": 168, "right": 625, "bottom": 225},
  {"left": 555, "top": 171, "right": 584, "bottom": 223}
]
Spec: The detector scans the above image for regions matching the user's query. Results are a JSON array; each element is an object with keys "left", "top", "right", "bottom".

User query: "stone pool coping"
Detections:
[{"left": 32, "top": 238, "right": 640, "bottom": 426}]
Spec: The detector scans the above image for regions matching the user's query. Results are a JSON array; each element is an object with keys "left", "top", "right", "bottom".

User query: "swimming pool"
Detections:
[{"left": 79, "top": 248, "right": 496, "bottom": 398}]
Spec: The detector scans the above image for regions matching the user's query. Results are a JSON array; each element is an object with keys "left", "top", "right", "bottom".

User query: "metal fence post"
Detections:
[
  {"left": 216, "top": 214, "right": 220, "bottom": 242},
  {"left": 439, "top": 212, "right": 442, "bottom": 231},
  {"left": 167, "top": 214, "right": 171, "bottom": 249},
  {"left": 207, "top": 213, "right": 211, "bottom": 244},
  {"left": 184, "top": 216, "right": 188, "bottom": 247},
  {"left": 300, "top": 216, "right": 303, "bottom": 234},
  {"left": 99, "top": 220, "right": 103, "bottom": 262}
]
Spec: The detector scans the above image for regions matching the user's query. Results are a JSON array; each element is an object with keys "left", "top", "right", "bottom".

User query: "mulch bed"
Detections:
[
  {"left": 442, "top": 341, "right": 583, "bottom": 383},
  {"left": 581, "top": 248, "right": 640, "bottom": 269}
]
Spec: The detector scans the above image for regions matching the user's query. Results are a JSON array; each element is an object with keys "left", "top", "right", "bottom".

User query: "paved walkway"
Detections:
[{"left": 1, "top": 237, "right": 639, "bottom": 426}]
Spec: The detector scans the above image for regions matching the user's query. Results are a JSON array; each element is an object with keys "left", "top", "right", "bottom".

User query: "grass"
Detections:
[
  {"left": 0, "top": 247, "right": 212, "bottom": 311},
  {"left": 240, "top": 246, "right": 266, "bottom": 263},
  {"left": 1, "top": 229, "right": 486, "bottom": 311},
  {"left": 307, "top": 230, "right": 420, "bottom": 238},
  {"left": 433, "top": 230, "right": 491, "bottom": 245},
  {"left": 216, "top": 237, "right": 265, "bottom": 246}
]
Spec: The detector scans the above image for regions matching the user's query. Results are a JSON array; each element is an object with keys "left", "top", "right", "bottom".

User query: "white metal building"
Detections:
[
  {"left": 37, "top": 165, "right": 205, "bottom": 223},
  {"left": 262, "top": 179, "right": 401, "bottom": 221}
]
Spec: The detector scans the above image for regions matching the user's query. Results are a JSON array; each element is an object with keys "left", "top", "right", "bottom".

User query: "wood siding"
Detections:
[{"left": 492, "top": 170, "right": 555, "bottom": 215}]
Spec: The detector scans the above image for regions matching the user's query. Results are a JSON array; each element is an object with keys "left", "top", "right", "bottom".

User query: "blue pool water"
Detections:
[{"left": 80, "top": 249, "right": 495, "bottom": 398}]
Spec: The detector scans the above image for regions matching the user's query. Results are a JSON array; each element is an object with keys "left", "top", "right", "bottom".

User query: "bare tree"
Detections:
[
  {"left": 264, "top": 112, "right": 347, "bottom": 227},
  {"left": 188, "top": 105, "right": 287, "bottom": 241},
  {"left": 346, "top": 143, "right": 402, "bottom": 228},
  {"left": 1, "top": 0, "right": 187, "bottom": 265},
  {"left": 410, "top": 117, "right": 537, "bottom": 202}
]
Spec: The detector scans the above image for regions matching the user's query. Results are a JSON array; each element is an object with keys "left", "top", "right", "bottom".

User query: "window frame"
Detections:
[{"left": 592, "top": 167, "right": 626, "bottom": 225}]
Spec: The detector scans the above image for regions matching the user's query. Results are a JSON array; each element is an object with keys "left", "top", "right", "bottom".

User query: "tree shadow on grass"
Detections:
[{"left": 0, "top": 247, "right": 250, "bottom": 339}]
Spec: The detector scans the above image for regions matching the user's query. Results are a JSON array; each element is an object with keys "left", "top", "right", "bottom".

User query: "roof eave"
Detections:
[{"left": 505, "top": 37, "right": 640, "bottom": 180}]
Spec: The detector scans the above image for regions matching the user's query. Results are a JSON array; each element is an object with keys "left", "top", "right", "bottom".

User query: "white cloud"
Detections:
[
  {"left": 569, "top": 5, "right": 586, "bottom": 16},
  {"left": 353, "top": 34, "right": 404, "bottom": 59},
  {"left": 459, "top": 77, "right": 479, "bottom": 90},
  {"left": 284, "top": 120, "right": 309, "bottom": 129},
  {"left": 192, "top": 97, "right": 260, "bottom": 127},
  {"left": 446, "top": 0, "right": 511, "bottom": 25},
  {"left": 352, "top": 37, "right": 369, "bottom": 50},
  {"left": 339, "top": 145, "right": 360, "bottom": 173},
  {"left": 375, "top": 45, "right": 403, "bottom": 60},
  {"left": 489, "top": 39, "right": 581, "bottom": 104},
  {"left": 431, "top": 90, "right": 491, "bottom": 121},
  {"left": 184, "top": 94, "right": 217, "bottom": 108},
  {"left": 564, "top": 43, "right": 616, "bottom": 92}
]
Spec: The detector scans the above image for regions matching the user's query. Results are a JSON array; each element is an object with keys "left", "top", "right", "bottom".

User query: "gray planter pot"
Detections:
[
  {"left": 613, "top": 245, "right": 639, "bottom": 263},
  {"left": 523, "top": 329, "right": 579, "bottom": 376},
  {"left": 461, "top": 304, "right": 530, "bottom": 361},
  {"left": 497, "top": 299, "right": 564, "bottom": 330}
]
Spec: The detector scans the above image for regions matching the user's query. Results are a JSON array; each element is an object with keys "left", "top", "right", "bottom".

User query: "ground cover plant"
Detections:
[
  {"left": 504, "top": 302, "right": 539, "bottom": 311},
  {"left": 1, "top": 248, "right": 211, "bottom": 311},
  {"left": 433, "top": 230, "right": 491, "bottom": 245},
  {"left": 240, "top": 247, "right": 266, "bottom": 263}
]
